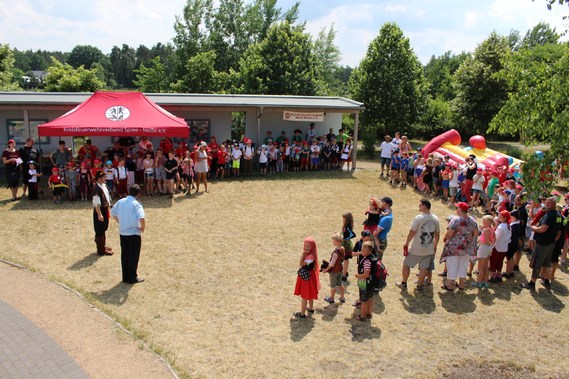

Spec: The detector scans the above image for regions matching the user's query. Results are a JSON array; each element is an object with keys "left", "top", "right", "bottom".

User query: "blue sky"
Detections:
[{"left": 0, "top": 0, "right": 567, "bottom": 67}]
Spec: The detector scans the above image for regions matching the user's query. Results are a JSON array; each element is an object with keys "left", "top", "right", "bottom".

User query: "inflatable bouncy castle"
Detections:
[{"left": 421, "top": 129, "right": 522, "bottom": 170}]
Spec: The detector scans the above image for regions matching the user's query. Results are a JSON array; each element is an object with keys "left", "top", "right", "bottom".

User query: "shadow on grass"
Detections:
[
  {"left": 67, "top": 253, "right": 102, "bottom": 271},
  {"left": 347, "top": 319, "right": 381, "bottom": 342},
  {"left": 373, "top": 293, "right": 385, "bottom": 315},
  {"left": 399, "top": 287, "right": 436, "bottom": 314},
  {"left": 289, "top": 316, "right": 315, "bottom": 342},
  {"left": 551, "top": 280, "right": 569, "bottom": 297},
  {"left": 319, "top": 302, "right": 339, "bottom": 322},
  {"left": 91, "top": 282, "right": 133, "bottom": 306},
  {"left": 530, "top": 289, "right": 565, "bottom": 313},
  {"left": 438, "top": 290, "right": 477, "bottom": 314}
]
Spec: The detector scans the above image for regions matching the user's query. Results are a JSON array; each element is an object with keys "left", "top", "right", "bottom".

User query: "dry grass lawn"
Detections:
[{"left": 1, "top": 163, "right": 568, "bottom": 378}]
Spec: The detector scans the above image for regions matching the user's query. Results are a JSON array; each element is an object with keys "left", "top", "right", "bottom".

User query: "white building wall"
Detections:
[{"left": 245, "top": 110, "right": 343, "bottom": 145}]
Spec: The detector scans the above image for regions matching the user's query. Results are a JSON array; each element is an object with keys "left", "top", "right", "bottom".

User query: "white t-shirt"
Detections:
[
  {"left": 28, "top": 169, "right": 38, "bottom": 183},
  {"left": 258, "top": 149, "right": 268, "bottom": 164},
  {"left": 472, "top": 173, "right": 485, "bottom": 191},
  {"left": 380, "top": 142, "right": 394, "bottom": 159},
  {"left": 450, "top": 169, "right": 459, "bottom": 187},
  {"left": 232, "top": 148, "right": 242, "bottom": 160},
  {"left": 410, "top": 213, "right": 441, "bottom": 256},
  {"left": 494, "top": 222, "right": 511, "bottom": 252}
]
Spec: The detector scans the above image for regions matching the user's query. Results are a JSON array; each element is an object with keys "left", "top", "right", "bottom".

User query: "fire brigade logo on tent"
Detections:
[{"left": 105, "top": 106, "right": 130, "bottom": 121}]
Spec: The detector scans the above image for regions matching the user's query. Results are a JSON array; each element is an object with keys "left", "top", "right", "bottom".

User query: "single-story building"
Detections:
[{"left": 0, "top": 92, "right": 364, "bottom": 167}]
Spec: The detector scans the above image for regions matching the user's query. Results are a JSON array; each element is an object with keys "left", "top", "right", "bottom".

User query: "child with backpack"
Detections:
[
  {"left": 322, "top": 233, "right": 346, "bottom": 304},
  {"left": 354, "top": 241, "right": 375, "bottom": 321}
]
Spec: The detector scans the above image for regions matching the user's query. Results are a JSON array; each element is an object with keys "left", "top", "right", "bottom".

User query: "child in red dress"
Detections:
[{"left": 293, "top": 237, "right": 320, "bottom": 318}]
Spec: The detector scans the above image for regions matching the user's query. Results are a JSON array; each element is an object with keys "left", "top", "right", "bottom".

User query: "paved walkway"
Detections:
[
  {"left": 0, "top": 299, "right": 88, "bottom": 378},
  {"left": 0, "top": 262, "right": 176, "bottom": 379}
]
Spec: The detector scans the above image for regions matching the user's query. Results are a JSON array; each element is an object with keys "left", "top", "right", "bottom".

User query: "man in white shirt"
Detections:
[
  {"left": 396, "top": 199, "right": 441, "bottom": 290},
  {"left": 379, "top": 135, "right": 394, "bottom": 177}
]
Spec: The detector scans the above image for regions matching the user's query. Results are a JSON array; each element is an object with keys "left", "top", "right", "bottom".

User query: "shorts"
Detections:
[
  {"left": 165, "top": 172, "right": 176, "bottom": 180},
  {"left": 52, "top": 187, "right": 64, "bottom": 196},
  {"left": 477, "top": 244, "right": 492, "bottom": 259},
  {"left": 450, "top": 186, "right": 458, "bottom": 196},
  {"left": 311, "top": 157, "right": 320, "bottom": 165},
  {"left": 300, "top": 158, "right": 308, "bottom": 166},
  {"left": 359, "top": 286, "right": 374, "bottom": 302},
  {"left": 442, "top": 180, "right": 450, "bottom": 189},
  {"left": 530, "top": 243, "right": 555, "bottom": 279},
  {"left": 232, "top": 160, "right": 240, "bottom": 169},
  {"left": 259, "top": 162, "right": 267, "bottom": 169},
  {"left": 106, "top": 180, "right": 114, "bottom": 190},
  {"left": 342, "top": 240, "right": 353, "bottom": 254},
  {"left": 155, "top": 167, "right": 166, "bottom": 180},
  {"left": 380, "top": 157, "right": 391, "bottom": 167},
  {"left": 404, "top": 252, "right": 433, "bottom": 270},
  {"left": 432, "top": 177, "right": 439, "bottom": 185},
  {"left": 145, "top": 171, "right": 155, "bottom": 178},
  {"left": 472, "top": 188, "right": 483, "bottom": 194},
  {"left": 329, "top": 271, "right": 343, "bottom": 288}
]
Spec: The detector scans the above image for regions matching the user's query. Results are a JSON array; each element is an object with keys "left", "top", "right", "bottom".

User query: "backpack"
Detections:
[{"left": 369, "top": 252, "right": 388, "bottom": 289}]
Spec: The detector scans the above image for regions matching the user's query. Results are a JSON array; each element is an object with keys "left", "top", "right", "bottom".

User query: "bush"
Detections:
[
  {"left": 504, "top": 146, "right": 523, "bottom": 159},
  {"left": 361, "top": 128, "right": 377, "bottom": 159}
]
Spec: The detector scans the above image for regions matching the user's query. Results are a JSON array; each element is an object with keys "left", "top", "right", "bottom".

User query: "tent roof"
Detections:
[{"left": 37, "top": 91, "right": 189, "bottom": 137}]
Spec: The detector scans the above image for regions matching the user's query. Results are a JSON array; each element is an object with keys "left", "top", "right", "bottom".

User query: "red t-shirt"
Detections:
[
  {"left": 48, "top": 174, "right": 62, "bottom": 185},
  {"left": 216, "top": 150, "right": 227, "bottom": 164}
]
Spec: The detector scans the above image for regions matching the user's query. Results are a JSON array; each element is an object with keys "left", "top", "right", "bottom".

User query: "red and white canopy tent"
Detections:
[{"left": 37, "top": 91, "right": 189, "bottom": 137}]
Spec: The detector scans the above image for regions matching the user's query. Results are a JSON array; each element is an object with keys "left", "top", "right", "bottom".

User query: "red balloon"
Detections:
[{"left": 469, "top": 135, "right": 487, "bottom": 150}]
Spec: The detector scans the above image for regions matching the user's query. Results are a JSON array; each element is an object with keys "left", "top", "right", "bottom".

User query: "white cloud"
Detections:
[{"left": 385, "top": 5, "right": 408, "bottom": 13}]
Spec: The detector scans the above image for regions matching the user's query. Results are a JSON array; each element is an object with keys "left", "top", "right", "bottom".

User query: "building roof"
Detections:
[{"left": 0, "top": 92, "right": 364, "bottom": 113}]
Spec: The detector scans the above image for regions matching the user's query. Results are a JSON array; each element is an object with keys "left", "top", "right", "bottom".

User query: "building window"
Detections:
[
  {"left": 186, "top": 119, "right": 210, "bottom": 145},
  {"left": 7, "top": 119, "right": 50, "bottom": 144}
]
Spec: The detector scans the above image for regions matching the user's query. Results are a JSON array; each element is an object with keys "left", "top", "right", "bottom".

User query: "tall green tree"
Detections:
[
  {"left": 350, "top": 22, "right": 427, "bottom": 156},
  {"left": 110, "top": 44, "right": 136, "bottom": 88},
  {"left": 173, "top": 0, "right": 213, "bottom": 78},
  {"left": 312, "top": 24, "right": 342, "bottom": 95},
  {"left": 521, "top": 21, "right": 560, "bottom": 48},
  {"left": 489, "top": 43, "right": 569, "bottom": 196},
  {"left": 134, "top": 56, "right": 170, "bottom": 93},
  {"left": 44, "top": 57, "right": 105, "bottom": 92},
  {"left": 237, "top": 21, "right": 319, "bottom": 95},
  {"left": 0, "top": 44, "right": 20, "bottom": 90},
  {"left": 424, "top": 51, "right": 469, "bottom": 101},
  {"left": 171, "top": 51, "right": 228, "bottom": 93},
  {"left": 67, "top": 45, "right": 105, "bottom": 69},
  {"left": 452, "top": 31, "right": 510, "bottom": 136}
]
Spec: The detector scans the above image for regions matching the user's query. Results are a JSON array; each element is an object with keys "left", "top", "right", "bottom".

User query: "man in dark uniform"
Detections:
[
  {"left": 92, "top": 171, "right": 113, "bottom": 256},
  {"left": 522, "top": 197, "right": 562, "bottom": 290},
  {"left": 19, "top": 138, "right": 40, "bottom": 197}
]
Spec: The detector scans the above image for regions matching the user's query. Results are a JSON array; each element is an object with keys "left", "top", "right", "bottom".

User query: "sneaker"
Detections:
[
  {"left": 437, "top": 271, "right": 447, "bottom": 277},
  {"left": 293, "top": 312, "right": 306, "bottom": 318},
  {"left": 483, "top": 282, "right": 490, "bottom": 289},
  {"left": 339, "top": 297, "right": 346, "bottom": 303},
  {"left": 541, "top": 280, "right": 551, "bottom": 290},
  {"left": 521, "top": 282, "right": 535, "bottom": 290},
  {"left": 415, "top": 285, "right": 423, "bottom": 291},
  {"left": 324, "top": 296, "right": 335, "bottom": 304},
  {"left": 395, "top": 281, "right": 407, "bottom": 289}
]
